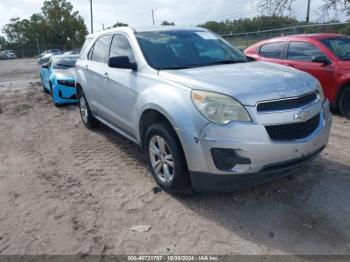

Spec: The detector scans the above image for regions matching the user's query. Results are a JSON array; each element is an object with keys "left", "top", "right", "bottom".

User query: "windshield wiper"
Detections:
[
  {"left": 157, "top": 65, "right": 198, "bottom": 70},
  {"left": 208, "top": 60, "right": 247, "bottom": 65},
  {"left": 157, "top": 60, "right": 247, "bottom": 70}
]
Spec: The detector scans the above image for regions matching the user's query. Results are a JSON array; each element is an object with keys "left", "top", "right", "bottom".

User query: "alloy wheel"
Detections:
[
  {"left": 148, "top": 135, "right": 175, "bottom": 184},
  {"left": 79, "top": 96, "right": 89, "bottom": 124}
]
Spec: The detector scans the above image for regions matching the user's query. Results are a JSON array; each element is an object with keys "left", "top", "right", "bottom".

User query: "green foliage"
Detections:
[
  {"left": 41, "top": 0, "right": 88, "bottom": 46},
  {"left": 198, "top": 16, "right": 301, "bottom": 34},
  {"left": 0, "top": 35, "right": 7, "bottom": 49},
  {"left": 2, "top": 0, "right": 88, "bottom": 56},
  {"left": 113, "top": 22, "right": 128, "bottom": 27},
  {"left": 161, "top": 21, "right": 175, "bottom": 26}
]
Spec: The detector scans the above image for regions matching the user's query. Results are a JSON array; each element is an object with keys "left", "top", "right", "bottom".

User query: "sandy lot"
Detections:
[{"left": 0, "top": 58, "right": 350, "bottom": 256}]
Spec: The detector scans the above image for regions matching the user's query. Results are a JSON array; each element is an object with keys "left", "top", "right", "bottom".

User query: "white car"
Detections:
[{"left": 3, "top": 50, "right": 16, "bottom": 59}]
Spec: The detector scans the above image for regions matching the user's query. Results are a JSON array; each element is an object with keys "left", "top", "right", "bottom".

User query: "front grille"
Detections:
[
  {"left": 265, "top": 114, "right": 320, "bottom": 141},
  {"left": 57, "top": 80, "right": 75, "bottom": 87},
  {"left": 257, "top": 92, "right": 317, "bottom": 112}
]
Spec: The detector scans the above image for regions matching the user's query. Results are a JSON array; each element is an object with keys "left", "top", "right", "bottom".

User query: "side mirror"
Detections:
[
  {"left": 108, "top": 56, "right": 137, "bottom": 70},
  {"left": 42, "top": 63, "right": 49, "bottom": 69},
  {"left": 312, "top": 56, "right": 331, "bottom": 65}
]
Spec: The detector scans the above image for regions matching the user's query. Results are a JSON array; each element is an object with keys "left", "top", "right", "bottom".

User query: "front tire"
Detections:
[
  {"left": 78, "top": 90, "right": 98, "bottom": 129},
  {"left": 145, "top": 122, "right": 191, "bottom": 192},
  {"left": 41, "top": 76, "right": 49, "bottom": 94},
  {"left": 339, "top": 87, "right": 350, "bottom": 119}
]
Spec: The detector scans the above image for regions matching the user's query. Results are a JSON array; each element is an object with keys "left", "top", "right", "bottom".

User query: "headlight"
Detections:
[
  {"left": 316, "top": 81, "right": 325, "bottom": 102},
  {"left": 191, "top": 90, "right": 251, "bottom": 125}
]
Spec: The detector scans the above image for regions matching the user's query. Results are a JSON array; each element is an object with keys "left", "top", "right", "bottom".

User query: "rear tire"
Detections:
[
  {"left": 339, "top": 87, "right": 350, "bottom": 119},
  {"left": 145, "top": 122, "right": 191, "bottom": 193},
  {"left": 78, "top": 90, "right": 98, "bottom": 129}
]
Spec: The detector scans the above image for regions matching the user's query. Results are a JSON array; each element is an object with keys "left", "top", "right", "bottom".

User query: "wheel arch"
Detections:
[
  {"left": 138, "top": 108, "right": 177, "bottom": 149},
  {"left": 337, "top": 81, "right": 350, "bottom": 107},
  {"left": 76, "top": 83, "right": 83, "bottom": 96}
]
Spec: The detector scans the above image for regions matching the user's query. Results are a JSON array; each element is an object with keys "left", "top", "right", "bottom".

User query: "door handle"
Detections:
[{"left": 103, "top": 72, "right": 109, "bottom": 80}]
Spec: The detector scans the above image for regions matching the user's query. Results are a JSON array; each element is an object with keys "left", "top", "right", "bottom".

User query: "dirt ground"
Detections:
[{"left": 0, "top": 58, "right": 350, "bottom": 256}]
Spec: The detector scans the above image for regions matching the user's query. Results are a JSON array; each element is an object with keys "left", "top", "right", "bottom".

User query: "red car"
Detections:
[{"left": 244, "top": 33, "right": 350, "bottom": 118}]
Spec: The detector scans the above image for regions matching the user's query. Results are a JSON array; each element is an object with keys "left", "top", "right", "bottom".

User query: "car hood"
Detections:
[
  {"left": 159, "top": 62, "right": 318, "bottom": 106},
  {"left": 53, "top": 68, "right": 75, "bottom": 80}
]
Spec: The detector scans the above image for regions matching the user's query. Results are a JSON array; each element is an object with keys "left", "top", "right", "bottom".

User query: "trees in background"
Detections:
[
  {"left": 2, "top": 0, "right": 87, "bottom": 56},
  {"left": 257, "top": 0, "right": 350, "bottom": 17},
  {"left": 199, "top": 16, "right": 300, "bottom": 34},
  {"left": 2, "top": 0, "right": 350, "bottom": 57},
  {"left": 41, "top": 0, "right": 87, "bottom": 47},
  {"left": 0, "top": 36, "right": 6, "bottom": 49},
  {"left": 161, "top": 21, "right": 175, "bottom": 26},
  {"left": 113, "top": 22, "right": 128, "bottom": 28}
]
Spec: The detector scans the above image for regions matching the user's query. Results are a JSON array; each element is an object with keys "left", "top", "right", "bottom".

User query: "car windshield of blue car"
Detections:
[
  {"left": 135, "top": 30, "right": 247, "bottom": 70},
  {"left": 321, "top": 37, "right": 350, "bottom": 60},
  {"left": 53, "top": 57, "right": 77, "bottom": 69}
]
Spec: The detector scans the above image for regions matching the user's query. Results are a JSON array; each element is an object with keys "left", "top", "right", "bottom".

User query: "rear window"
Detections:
[
  {"left": 321, "top": 37, "right": 350, "bottom": 61},
  {"left": 259, "top": 42, "right": 285, "bottom": 59}
]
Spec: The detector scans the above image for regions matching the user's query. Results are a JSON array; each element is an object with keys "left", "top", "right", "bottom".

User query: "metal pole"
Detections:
[
  {"left": 306, "top": 0, "right": 311, "bottom": 23},
  {"left": 152, "top": 9, "right": 155, "bottom": 26},
  {"left": 35, "top": 38, "right": 40, "bottom": 55},
  {"left": 90, "top": 0, "right": 94, "bottom": 33}
]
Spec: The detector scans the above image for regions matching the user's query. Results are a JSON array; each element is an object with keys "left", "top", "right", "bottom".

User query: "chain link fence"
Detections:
[
  {"left": 221, "top": 22, "right": 350, "bottom": 50},
  {"left": 3, "top": 22, "right": 350, "bottom": 57},
  {"left": 1, "top": 43, "right": 83, "bottom": 58}
]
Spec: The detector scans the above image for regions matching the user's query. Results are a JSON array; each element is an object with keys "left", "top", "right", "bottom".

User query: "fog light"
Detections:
[{"left": 211, "top": 148, "right": 251, "bottom": 171}]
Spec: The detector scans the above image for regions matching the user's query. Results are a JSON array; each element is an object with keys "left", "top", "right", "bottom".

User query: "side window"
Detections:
[
  {"left": 287, "top": 41, "right": 325, "bottom": 62},
  {"left": 109, "top": 34, "right": 135, "bottom": 62},
  {"left": 91, "top": 35, "right": 112, "bottom": 63},
  {"left": 260, "top": 42, "right": 285, "bottom": 59},
  {"left": 80, "top": 38, "right": 93, "bottom": 59}
]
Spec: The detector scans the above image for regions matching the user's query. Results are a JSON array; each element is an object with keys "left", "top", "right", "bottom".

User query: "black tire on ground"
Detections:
[
  {"left": 145, "top": 122, "right": 191, "bottom": 193},
  {"left": 49, "top": 83, "right": 60, "bottom": 107},
  {"left": 41, "top": 76, "right": 50, "bottom": 94},
  {"left": 78, "top": 90, "right": 98, "bottom": 129},
  {"left": 339, "top": 87, "right": 350, "bottom": 119}
]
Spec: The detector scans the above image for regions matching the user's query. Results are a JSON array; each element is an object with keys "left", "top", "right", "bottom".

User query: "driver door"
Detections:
[{"left": 102, "top": 33, "right": 138, "bottom": 136}]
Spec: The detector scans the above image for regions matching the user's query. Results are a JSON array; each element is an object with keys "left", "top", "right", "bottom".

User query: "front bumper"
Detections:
[
  {"left": 52, "top": 82, "right": 78, "bottom": 104},
  {"left": 178, "top": 100, "right": 332, "bottom": 192}
]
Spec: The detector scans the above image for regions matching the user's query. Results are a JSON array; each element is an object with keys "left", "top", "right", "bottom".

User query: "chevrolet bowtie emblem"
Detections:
[{"left": 294, "top": 111, "right": 309, "bottom": 121}]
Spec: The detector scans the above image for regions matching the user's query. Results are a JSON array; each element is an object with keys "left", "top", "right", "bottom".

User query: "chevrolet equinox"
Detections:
[{"left": 75, "top": 27, "right": 332, "bottom": 192}]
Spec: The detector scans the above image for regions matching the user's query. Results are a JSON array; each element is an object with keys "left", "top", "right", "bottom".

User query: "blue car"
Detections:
[{"left": 40, "top": 54, "right": 79, "bottom": 105}]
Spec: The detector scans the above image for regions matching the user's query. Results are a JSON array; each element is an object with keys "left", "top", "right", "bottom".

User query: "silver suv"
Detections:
[{"left": 75, "top": 27, "right": 332, "bottom": 192}]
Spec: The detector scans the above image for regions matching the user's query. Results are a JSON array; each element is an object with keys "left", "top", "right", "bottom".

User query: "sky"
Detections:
[{"left": 0, "top": 0, "right": 342, "bottom": 36}]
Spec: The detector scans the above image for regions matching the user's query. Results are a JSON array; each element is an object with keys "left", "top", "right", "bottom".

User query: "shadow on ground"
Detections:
[{"left": 77, "top": 111, "right": 350, "bottom": 254}]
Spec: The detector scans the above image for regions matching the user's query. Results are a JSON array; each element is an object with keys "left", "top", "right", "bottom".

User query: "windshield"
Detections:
[
  {"left": 53, "top": 56, "right": 78, "bottom": 69},
  {"left": 321, "top": 37, "right": 350, "bottom": 60},
  {"left": 135, "top": 30, "right": 247, "bottom": 70}
]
